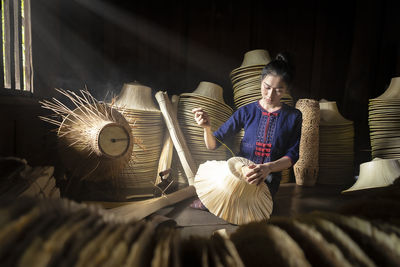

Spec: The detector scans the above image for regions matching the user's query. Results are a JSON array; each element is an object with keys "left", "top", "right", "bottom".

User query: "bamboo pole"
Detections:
[
  {"left": 155, "top": 91, "right": 196, "bottom": 185},
  {"left": 156, "top": 95, "right": 180, "bottom": 184}
]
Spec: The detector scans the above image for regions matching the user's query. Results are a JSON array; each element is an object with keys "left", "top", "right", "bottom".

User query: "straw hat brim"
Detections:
[
  {"left": 342, "top": 158, "right": 400, "bottom": 193},
  {"left": 194, "top": 157, "right": 273, "bottom": 225}
]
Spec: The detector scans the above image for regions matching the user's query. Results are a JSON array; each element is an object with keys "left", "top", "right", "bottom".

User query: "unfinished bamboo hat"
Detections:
[
  {"left": 194, "top": 157, "right": 273, "bottom": 225},
  {"left": 114, "top": 81, "right": 159, "bottom": 111},
  {"left": 57, "top": 103, "right": 134, "bottom": 179},
  {"left": 40, "top": 89, "right": 134, "bottom": 180},
  {"left": 342, "top": 158, "right": 400, "bottom": 193}
]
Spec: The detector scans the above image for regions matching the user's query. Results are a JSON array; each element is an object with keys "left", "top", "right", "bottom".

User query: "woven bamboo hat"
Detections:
[
  {"left": 373, "top": 77, "right": 400, "bottom": 100},
  {"left": 190, "top": 81, "right": 224, "bottom": 103},
  {"left": 233, "top": 49, "right": 271, "bottom": 72},
  {"left": 318, "top": 100, "right": 354, "bottom": 185},
  {"left": 194, "top": 157, "right": 273, "bottom": 225},
  {"left": 230, "top": 49, "right": 272, "bottom": 109},
  {"left": 319, "top": 100, "right": 353, "bottom": 126},
  {"left": 114, "top": 81, "right": 159, "bottom": 111},
  {"left": 368, "top": 77, "right": 400, "bottom": 159},
  {"left": 342, "top": 158, "right": 400, "bottom": 193}
]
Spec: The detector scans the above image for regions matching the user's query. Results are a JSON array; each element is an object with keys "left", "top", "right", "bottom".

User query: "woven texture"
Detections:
[{"left": 294, "top": 99, "right": 320, "bottom": 186}]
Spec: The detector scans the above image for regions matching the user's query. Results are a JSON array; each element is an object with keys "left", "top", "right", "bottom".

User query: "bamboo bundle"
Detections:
[
  {"left": 155, "top": 91, "right": 196, "bottom": 185},
  {"left": 156, "top": 95, "right": 180, "bottom": 184},
  {"left": 2, "top": 188, "right": 400, "bottom": 267}
]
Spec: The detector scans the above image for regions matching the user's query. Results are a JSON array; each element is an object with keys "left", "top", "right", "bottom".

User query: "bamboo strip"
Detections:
[{"left": 155, "top": 91, "right": 196, "bottom": 185}]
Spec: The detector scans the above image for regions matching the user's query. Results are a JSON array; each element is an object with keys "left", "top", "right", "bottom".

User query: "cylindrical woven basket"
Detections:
[{"left": 294, "top": 99, "right": 320, "bottom": 186}]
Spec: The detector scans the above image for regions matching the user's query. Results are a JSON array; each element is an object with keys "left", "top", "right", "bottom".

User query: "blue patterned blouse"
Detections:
[{"left": 213, "top": 101, "right": 302, "bottom": 195}]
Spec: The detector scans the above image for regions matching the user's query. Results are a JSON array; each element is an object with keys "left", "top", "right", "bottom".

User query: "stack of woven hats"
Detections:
[
  {"left": 318, "top": 100, "right": 354, "bottom": 185},
  {"left": 368, "top": 77, "right": 400, "bottom": 160},
  {"left": 113, "top": 82, "right": 165, "bottom": 198},
  {"left": 230, "top": 49, "right": 271, "bottom": 109},
  {"left": 174, "top": 82, "right": 233, "bottom": 185},
  {"left": 231, "top": 50, "right": 270, "bottom": 156}
]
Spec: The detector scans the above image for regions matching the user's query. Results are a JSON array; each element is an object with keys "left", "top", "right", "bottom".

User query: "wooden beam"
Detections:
[
  {"left": 3, "top": 0, "right": 11, "bottom": 89},
  {"left": 12, "top": 0, "right": 21, "bottom": 90},
  {"left": 22, "top": 0, "right": 32, "bottom": 92}
]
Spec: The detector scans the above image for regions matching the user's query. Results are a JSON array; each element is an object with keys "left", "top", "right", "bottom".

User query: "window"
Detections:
[{"left": 1, "top": 0, "right": 33, "bottom": 93}]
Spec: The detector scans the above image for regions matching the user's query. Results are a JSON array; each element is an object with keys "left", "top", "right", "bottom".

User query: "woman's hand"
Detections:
[
  {"left": 245, "top": 163, "right": 272, "bottom": 185},
  {"left": 192, "top": 108, "right": 211, "bottom": 129}
]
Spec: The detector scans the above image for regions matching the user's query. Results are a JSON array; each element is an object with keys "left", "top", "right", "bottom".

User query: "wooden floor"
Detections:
[{"left": 153, "top": 182, "right": 361, "bottom": 238}]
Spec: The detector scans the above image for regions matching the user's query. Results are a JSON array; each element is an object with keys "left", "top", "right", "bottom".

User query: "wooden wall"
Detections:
[{"left": 1, "top": 0, "right": 400, "bottom": 166}]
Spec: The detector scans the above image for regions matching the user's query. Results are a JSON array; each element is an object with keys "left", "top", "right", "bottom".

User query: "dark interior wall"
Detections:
[{"left": 2, "top": 0, "right": 400, "bottom": 165}]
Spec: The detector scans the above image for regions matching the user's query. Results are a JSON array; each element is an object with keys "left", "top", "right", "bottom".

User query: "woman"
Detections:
[{"left": 191, "top": 53, "right": 302, "bottom": 207}]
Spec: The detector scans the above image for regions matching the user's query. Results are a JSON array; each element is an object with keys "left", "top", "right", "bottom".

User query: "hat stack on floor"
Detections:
[
  {"left": 113, "top": 82, "right": 165, "bottom": 198},
  {"left": 318, "top": 100, "right": 354, "bottom": 185},
  {"left": 369, "top": 77, "right": 400, "bottom": 160},
  {"left": 174, "top": 81, "right": 233, "bottom": 185}
]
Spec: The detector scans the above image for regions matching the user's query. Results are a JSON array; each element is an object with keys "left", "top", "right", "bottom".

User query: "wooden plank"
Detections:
[
  {"left": 0, "top": 0, "right": 4, "bottom": 88},
  {"left": 12, "top": 0, "right": 20, "bottom": 89},
  {"left": 22, "top": 0, "right": 32, "bottom": 92},
  {"left": 8, "top": 0, "right": 15, "bottom": 89},
  {"left": 3, "top": 0, "right": 11, "bottom": 88}
]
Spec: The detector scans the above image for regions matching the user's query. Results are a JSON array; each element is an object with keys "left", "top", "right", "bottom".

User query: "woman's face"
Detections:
[{"left": 260, "top": 74, "right": 287, "bottom": 106}]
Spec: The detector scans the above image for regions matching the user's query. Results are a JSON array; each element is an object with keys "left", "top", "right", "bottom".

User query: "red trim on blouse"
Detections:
[
  {"left": 256, "top": 142, "right": 272, "bottom": 147},
  {"left": 255, "top": 147, "right": 271, "bottom": 152}
]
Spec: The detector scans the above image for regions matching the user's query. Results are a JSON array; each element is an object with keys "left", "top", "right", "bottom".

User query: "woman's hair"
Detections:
[{"left": 261, "top": 52, "right": 294, "bottom": 88}]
